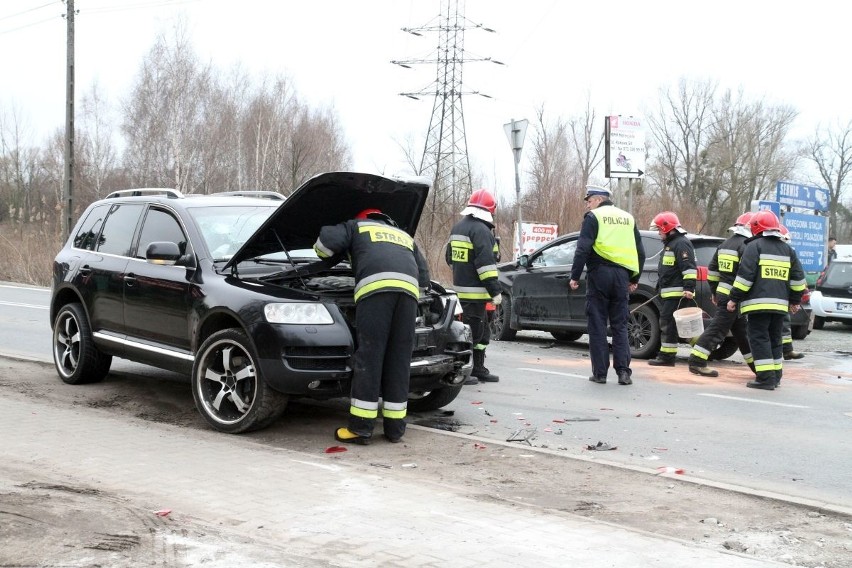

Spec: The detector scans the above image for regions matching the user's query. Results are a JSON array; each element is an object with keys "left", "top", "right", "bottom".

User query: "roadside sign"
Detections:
[
  {"left": 752, "top": 199, "right": 781, "bottom": 218},
  {"left": 775, "top": 181, "right": 829, "bottom": 212},
  {"left": 605, "top": 116, "right": 646, "bottom": 178},
  {"left": 782, "top": 212, "right": 827, "bottom": 271},
  {"left": 512, "top": 222, "right": 558, "bottom": 258},
  {"left": 503, "top": 119, "right": 529, "bottom": 155}
]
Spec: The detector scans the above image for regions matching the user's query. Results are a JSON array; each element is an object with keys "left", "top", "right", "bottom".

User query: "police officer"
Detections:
[
  {"left": 687, "top": 213, "right": 755, "bottom": 376},
  {"left": 314, "top": 208, "right": 430, "bottom": 444},
  {"left": 727, "top": 211, "right": 806, "bottom": 390},
  {"left": 446, "top": 189, "right": 501, "bottom": 384},
  {"left": 648, "top": 212, "right": 697, "bottom": 367},
  {"left": 569, "top": 186, "right": 645, "bottom": 385}
]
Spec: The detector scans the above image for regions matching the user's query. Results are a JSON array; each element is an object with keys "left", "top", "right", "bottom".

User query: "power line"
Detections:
[
  {"left": 0, "top": 1, "right": 59, "bottom": 22},
  {"left": 82, "top": 0, "right": 203, "bottom": 16},
  {"left": 0, "top": 15, "right": 60, "bottom": 35}
]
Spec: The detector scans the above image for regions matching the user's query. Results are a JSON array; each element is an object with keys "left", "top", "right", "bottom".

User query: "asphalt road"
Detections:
[{"left": 3, "top": 281, "right": 851, "bottom": 509}]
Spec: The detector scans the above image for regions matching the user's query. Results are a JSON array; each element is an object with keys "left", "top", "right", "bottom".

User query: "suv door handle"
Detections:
[
  {"left": 79, "top": 265, "right": 92, "bottom": 275},
  {"left": 124, "top": 274, "right": 137, "bottom": 286}
]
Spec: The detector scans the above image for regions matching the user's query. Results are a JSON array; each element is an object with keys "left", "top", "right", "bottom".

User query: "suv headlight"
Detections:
[{"left": 264, "top": 302, "right": 333, "bottom": 324}]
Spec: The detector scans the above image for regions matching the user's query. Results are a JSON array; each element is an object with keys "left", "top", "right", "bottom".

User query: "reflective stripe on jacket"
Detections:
[
  {"left": 707, "top": 233, "right": 748, "bottom": 298},
  {"left": 445, "top": 215, "right": 501, "bottom": 302},
  {"left": 314, "top": 219, "right": 430, "bottom": 303},
  {"left": 729, "top": 235, "right": 806, "bottom": 314},
  {"left": 657, "top": 233, "right": 697, "bottom": 298}
]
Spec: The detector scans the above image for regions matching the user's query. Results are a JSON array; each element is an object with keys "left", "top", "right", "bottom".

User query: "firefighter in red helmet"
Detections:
[
  {"left": 648, "top": 211, "right": 697, "bottom": 367},
  {"left": 687, "top": 212, "right": 754, "bottom": 377},
  {"left": 726, "top": 210, "right": 806, "bottom": 390},
  {"left": 446, "top": 189, "right": 501, "bottom": 384},
  {"left": 314, "top": 208, "right": 430, "bottom": 444}
]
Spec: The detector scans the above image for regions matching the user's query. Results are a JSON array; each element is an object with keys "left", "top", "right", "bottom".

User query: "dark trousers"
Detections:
[
  {"left": 658, "top": 298, "right": 680, "bottom": 359},
  {"left": 746, "top": 311, "right": 784, "bottom": 385},
  {"left": 688, "top": 296, "right": 751, "bottom": 365},
  {"left": 349, "top": 293, "right": 416, "bottom": 440},
  {"left": 460, "top": 300, "right": 489, "bottom": 351},
  {"left": 586, "top": 264, "right": 631, "bottom": 377}
]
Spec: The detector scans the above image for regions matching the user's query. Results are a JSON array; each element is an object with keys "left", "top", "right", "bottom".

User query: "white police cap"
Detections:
[{"left": 583, "top": 185, "right": 612, "bottom": 201}]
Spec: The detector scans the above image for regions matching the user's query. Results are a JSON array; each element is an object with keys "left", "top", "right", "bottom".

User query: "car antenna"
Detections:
[{"left": 272, "top": 230, "right": 308, "bottom": 289}]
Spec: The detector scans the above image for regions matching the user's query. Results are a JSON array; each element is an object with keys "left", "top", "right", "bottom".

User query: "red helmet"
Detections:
[
  {"left": 735, "top": 212, "right": 753, "bottom": 226},
  {"left": 750, "top": 210, "right": 781, "bottom": 236},
  {"left": 355, "top": 208, "right": 382, "bottom": 220},
  {"left": 650, "top": 211, "right": 681, "bottom": 233},
  {"left": 468, "top": 189, "right": 496, "bottom": 214},
  {"left": 779, "top": 224, "right": 791, "bottom": 242}
]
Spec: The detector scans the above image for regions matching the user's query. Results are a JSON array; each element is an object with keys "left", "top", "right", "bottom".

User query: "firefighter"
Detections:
[
  {"left": 314, "top": 208, "right": 430, "bottom": 444},
  {"left": 779, "top": 225, "right": 805, "bottom": 361},
  {"left": 648, "top": 211, "right": 697, "bottom": 367},
  {"left": 446, "top": 189, "right": 502, "bottom": 384},
  {"left": 687, "top": 213, "right": 755, "bottom": 376},
  {"left": 726, "top": 211, "right": 806, "bottom": 390}
]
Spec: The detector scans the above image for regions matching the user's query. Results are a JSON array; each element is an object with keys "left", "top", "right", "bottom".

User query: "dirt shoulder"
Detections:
[{"left": 1, "top": 356, "right": 851, "bottom": 568}]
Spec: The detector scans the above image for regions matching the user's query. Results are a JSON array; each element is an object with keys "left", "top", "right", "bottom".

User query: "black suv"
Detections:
[
  {"left": 490, "top": 230, "right": 812, "bottom": 359},
  {"left": 51, "top": 172, "right": 472, "bottom": 433}
]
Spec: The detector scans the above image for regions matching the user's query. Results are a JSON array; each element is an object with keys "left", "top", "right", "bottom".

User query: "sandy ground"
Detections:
[{"left": 1, "top": 356, "right": 851, "bottom": 567}]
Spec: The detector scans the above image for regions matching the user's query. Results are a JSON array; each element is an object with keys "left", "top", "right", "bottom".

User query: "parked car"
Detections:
[
  {"left": 490, "top": 230, "right": 812, "bottom": 359},
  {"left": 809, "top": 259, "right": 852, "bottom": 328},
  {"left": 51, "top": 172, "right": 472, "bottom": 434}
]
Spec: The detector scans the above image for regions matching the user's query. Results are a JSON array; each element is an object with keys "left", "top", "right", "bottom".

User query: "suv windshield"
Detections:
[{"left": 188, "top": 205, "right": 277, "bottom": 260}]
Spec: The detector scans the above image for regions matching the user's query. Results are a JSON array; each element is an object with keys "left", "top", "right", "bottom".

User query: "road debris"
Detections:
[
  {"left": 153, "top": 509, "right": 172, "bottom": 517},
  {"left": 324, "top": 446, "right": 347, "bottom": 454},
  {"left": 657, "top": 466, "right": 686, "bottom": 475},
  {"left": 585, "top": 441, "right": 617, "bottom": 451},
  {"left": 506, "top": 427, "right": 537, "bottom": 445}
]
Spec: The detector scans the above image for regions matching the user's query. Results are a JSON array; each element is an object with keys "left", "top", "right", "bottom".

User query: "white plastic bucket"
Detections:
[{"left": 673, "top": 307, "right": 704, "bottom": 338}]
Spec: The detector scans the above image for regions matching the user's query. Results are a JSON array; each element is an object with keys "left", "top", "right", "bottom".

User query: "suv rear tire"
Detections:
[
  {"left": 491, "top": 293, "right": 517, "bottom": 341},
  {"left": 627, "top": 302, "right": 660, "bottom": 359},
  {"left": 408, "top": 382, "right": 463, "bottom": 412},
  {"left": 52, "top": 303, "right": 112, "bottom": 385}
]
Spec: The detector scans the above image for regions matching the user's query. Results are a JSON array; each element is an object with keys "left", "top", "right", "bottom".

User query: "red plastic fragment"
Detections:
[
  {"left": 471, "top": 401, "right": 483, "bottom": 405},
  {"left": 474, "top": 443, "right": 487, "bottom": 449},
  {"left": 325, "top": 446, "right": 348, "bottom": 453},
  {"left": 552, "top": 419, "right": 566, "bottom": 423},
  {"left": 657, "top": 466, "right": 685, "bottom": 475},
  {"left": 154, "top": 509, "right": 172, "bottom": 517}
]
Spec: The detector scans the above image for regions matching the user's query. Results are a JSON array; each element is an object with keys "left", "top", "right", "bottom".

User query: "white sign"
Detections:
[
  {"left": 503, "top": 119, "right": 529, "bottom": 155},
  {"left": 606, "top": 115, "right": 646, "bottom": 178},
  {"left": 511, "top": 222, "right": 558, "bottom": 258}
]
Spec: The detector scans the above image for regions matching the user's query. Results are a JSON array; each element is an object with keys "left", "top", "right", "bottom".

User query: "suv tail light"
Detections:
[
  {"left": 696, "top": 266, "right": 708, "bottom": 281},
  {"left": 801, "top": 288, "right": 811, "bottom": 303}
]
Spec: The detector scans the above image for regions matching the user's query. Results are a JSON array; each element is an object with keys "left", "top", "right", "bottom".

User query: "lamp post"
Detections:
[{"left": 504, "top": 118, "right": 528, "bottom": 258}]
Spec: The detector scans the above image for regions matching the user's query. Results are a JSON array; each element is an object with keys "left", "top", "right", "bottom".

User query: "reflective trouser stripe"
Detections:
[
  {"left": 660, "top": 343, "right": 678, "bottom": 354},
  {"left": 753, "top": 359, "right": 775, "bottom": 372},
  {"left": 350, "top": 398, "right": 379, "bottom": 419},
  {"left": 690, "top": 345, "right": 711, "bottom": 360},
  {"left": 382, "top": 400, "right": 407, "bottom": 419}
]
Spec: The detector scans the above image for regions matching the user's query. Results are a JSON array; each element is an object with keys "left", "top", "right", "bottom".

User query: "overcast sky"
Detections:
[{"left": 2, "top": 0, "right": 850, "bottom": 199}]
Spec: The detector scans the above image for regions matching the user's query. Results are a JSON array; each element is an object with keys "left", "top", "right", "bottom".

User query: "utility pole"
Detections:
[
  {"left": 63, "top": 0, "right": 76, "bottom": 238},
  {"left": 392, "top": 0, "right": 503, "bottom": 237}
]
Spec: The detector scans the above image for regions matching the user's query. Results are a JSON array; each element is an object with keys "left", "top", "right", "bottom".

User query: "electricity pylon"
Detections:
[{"left": 392, "top": 0, "right": 502, "bottom": 234}]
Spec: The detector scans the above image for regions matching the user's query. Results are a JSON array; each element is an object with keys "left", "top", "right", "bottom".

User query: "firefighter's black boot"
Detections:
[
  {"left": 783, "top": 349, "right": 804, "bottom": 360},
  {"left": 472, "top": 350, "right": 499, "bottom": 382},
  {"left": 648, "top": 354, "right": 676, "bottom": 367}
]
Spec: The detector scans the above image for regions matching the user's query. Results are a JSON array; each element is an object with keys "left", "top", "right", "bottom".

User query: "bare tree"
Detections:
[
  {"left": 803, "top": 120, "right": 852, "bottom": 239},
  {"left": 77, "top": 82, "right": 119, "bottom": 200}
]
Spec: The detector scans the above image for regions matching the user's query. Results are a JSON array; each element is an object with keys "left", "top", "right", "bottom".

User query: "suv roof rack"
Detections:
[
  {"left": 216, "top": 190, "right": 285, "bottom": 201},
  {"left": 105, "top": 188, "right": 183, "bottom": 199}
]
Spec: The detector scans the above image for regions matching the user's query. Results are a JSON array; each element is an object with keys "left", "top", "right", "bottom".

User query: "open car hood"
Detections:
[{"left": 224, "top": 171, "right": 431, "bottom": 270}]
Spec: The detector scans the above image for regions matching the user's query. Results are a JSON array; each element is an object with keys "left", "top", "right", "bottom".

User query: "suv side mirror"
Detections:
[
  {"left": 518, "top": 254, "right": 530, "bottom": 268},
  {"left": 146, "top": 241, "right": 182, "bottom": 265}
]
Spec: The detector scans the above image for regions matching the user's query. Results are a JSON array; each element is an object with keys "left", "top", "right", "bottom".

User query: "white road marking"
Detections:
[
  {"left": 517, "top": 367, "right": 588, "bottom": 379},
  {"left": 0, "top": 284, "right": 49, "bottom": 292},
  {"left": 0, "top": 301, "right": 48, "bottom": 310},
  {"left": 697, "top": 393, "right": 810, "bottom": 408}
]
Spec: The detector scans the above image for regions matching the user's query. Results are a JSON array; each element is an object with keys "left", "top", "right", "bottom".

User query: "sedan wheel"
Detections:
[
  {"left": 192, "top": 329, "right": 287, "bottom": 433},
  {"left": 52, "top": 303, "right": 111, "bottom": 385}
]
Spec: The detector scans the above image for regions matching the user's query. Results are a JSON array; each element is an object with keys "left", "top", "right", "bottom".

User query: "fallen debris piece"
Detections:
[
  {"left": 440, "top": 410, "right": 455, "bottom": 417},
  {"left": 599, "top": 408, "right": 614, "bottom": 411},
  {"left": 657, "top": 466, "right": 685, "bottom": 475},
  {"left": 153, "top": 509, "right": 172, "bottom": 517},
  {"left": 564, "top": 417, "right": 600, "bottom": 422},
  {"left": 471, "top": 401, "right": 483, "bottom": 405},
  {"left": 474, "top": 442, "right": 487, "bottom": 449},
  {"left": 401, "top": 463, "right": 417, "bottom": 468},
  {"left": 324, "top": 446, "right": 348, "bottom": 454},
  {"left": 586, "top": 441, "right": 617, "bottom": 451},
  {"left": 369, "top": 463, "right": 392, "bottom": 469},
  {"left": 506, "top": 427, "right": 537, "bottom": 445},
  {"left": 552, "top": 419, "right": 565, "bottom": 423}
]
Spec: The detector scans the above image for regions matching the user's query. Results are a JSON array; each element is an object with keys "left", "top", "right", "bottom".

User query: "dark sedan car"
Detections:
[
  {"left": 51, "top": 172, "right": 472, "bottom": 433},
  {"left": 490, "top": 230, "right": 812, "bottom": 359}
]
